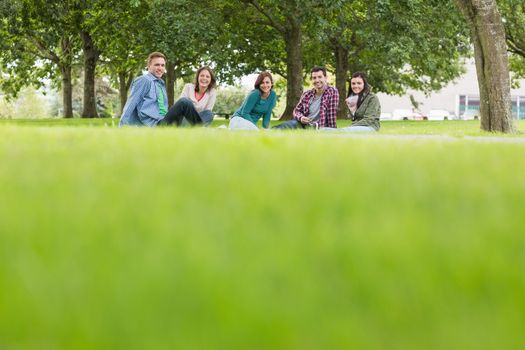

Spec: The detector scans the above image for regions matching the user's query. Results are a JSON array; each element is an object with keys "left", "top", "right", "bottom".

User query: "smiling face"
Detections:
[
  {"left": 198, "top": 69, "right": 211, "bottom": 90},
  {"left": 311, "top": 70, "right": 327, "bottom": 92},
  {"left": 351, "top": 77, "right": 365, "bottom": 95},
  {"left": 148, "top": 57, "right": 166, "bottom": 78},
  {"left": 259, "top": 77, "right": 273, "bottom": 94}
]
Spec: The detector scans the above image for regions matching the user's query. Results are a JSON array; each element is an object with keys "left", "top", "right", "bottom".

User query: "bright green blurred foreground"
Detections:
[{"left": 1, "top": 126, "right": 525, "bottom": 349}]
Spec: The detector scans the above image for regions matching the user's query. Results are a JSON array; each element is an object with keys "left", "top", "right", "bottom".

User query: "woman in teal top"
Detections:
[{"left": 229, "top": 72, "right": 277, "bottom": 130}]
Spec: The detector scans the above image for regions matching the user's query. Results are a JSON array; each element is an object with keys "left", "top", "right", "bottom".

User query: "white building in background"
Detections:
[{"left": 376, "top": 60, "right": 525, "bottom": 120}]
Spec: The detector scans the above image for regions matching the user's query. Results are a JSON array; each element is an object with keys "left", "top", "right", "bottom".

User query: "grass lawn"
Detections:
[
  {"left": 1, "top": 117, "right": 525, "bottom": 136},
  {"left": 1, "top": 121, "right": 525, "bottom": 349}
]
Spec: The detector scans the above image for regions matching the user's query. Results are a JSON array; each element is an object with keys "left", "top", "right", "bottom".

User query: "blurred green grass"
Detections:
[
  {"left": 1, "top": 117, "right": 524, "bottom": 137},
  {"left": 1, "top": 126, "right": 525, "bottom": 349}
]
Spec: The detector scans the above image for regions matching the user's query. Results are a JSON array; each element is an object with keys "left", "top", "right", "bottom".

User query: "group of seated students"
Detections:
[{"left": 119, "top": 52, "right": 381, "bottom": 132}]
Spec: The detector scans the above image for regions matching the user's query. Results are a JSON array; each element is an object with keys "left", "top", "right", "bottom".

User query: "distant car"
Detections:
[
  {"left": 412, "top": 112, "right": 425, "bottom": 121},
  {"left": 392, "top": 109, "right": 420, "bottom": 120},
  {"left": 427, "top": 109, "right": 451, "bottom": 120},
  {"left": 461, "top": 109, "right": 480, "bottom": 120}
]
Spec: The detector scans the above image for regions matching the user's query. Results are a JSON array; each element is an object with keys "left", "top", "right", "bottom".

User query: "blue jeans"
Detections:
[
  {"left": 272, "top": 119, "right": 307, "bottom": 129},
  {"left": 199, "top": 110, "right": 214, "bottom": 127},
  {"left": 161, "top": 98, "right": 202, "bottom": 126}
]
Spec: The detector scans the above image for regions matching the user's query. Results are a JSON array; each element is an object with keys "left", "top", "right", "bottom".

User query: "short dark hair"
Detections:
[
  {"left": 254, "top": 71, "right": 273, "bottom": 91},
  {"left": 147, "top": 52, "right": 166, "bottom": 66},
  {"left": 348, "top": 71, "right": 370, "bottom": 97},
  {"left": 310, "top": 66, "right": 327, "bottom": 77},
  {"left": 194, "top": 66, "right": 217, "bottom": 92}
]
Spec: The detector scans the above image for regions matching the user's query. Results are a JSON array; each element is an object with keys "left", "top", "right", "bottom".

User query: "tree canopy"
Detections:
[
  {"left": 0, "top": 0, "right": 521, "bottom": 131},
  {"left": 499, "top": 0, "right": 525, "bottom": 81}
]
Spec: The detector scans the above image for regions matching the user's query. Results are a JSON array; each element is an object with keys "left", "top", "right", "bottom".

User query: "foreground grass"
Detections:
[
  {"left": 1, "top": 126, "right": 525, "bottom": 349},
  {"left": 1, "top": 117, "right": 525, "bottom": 137}
]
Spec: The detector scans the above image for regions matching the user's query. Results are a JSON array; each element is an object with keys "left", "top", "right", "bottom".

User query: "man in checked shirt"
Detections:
[{"left": 273, "top": 66, "right": 339, "bottom": 130}]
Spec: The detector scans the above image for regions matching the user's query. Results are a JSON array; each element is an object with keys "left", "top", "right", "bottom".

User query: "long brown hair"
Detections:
[{"left": 194, "top": 66, "right": 216, "bottom": 92}]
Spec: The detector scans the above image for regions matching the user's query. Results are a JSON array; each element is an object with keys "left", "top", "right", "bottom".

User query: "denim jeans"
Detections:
[
  {"left": 161, "top": 98, "right": 202, "bottom": 126},
  {"left": 272, "top": 119, "right": 307, "bottom": 129},
  {"left": 199, "top": 110, "right": 214, "bottom": 126}
]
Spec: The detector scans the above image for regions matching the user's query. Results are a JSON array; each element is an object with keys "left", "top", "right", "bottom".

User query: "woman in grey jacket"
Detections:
[{"left": 322, "top": 72, "right": 381, "bottom": 132}]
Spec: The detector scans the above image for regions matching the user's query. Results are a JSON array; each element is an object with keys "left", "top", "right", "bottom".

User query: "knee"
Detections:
[{"left": 177, "top": 97, "right": 193, "bottom": 106}]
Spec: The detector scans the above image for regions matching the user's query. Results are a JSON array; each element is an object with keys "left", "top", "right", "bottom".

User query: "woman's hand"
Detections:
[{"left": 346, "top": 95, "right": 358, "bottom": 114}]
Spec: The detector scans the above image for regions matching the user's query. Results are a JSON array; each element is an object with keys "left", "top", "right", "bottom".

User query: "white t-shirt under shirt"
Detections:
[{"left": 180, "top": 83, "right": 217, "bottom": 113}]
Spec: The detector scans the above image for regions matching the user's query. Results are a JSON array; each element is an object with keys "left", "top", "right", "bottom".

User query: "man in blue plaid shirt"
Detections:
[{"left": 273, "top": 66, "right": 339, "bottom": 129}]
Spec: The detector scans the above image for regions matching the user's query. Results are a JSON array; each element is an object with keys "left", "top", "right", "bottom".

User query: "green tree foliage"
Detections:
[
  {"left": 140, "top": 0, "right": 221, "bottom": 105},
  {"left": 215, "top": 0, "right": 472, "bottom": 120},
  {"left": 498, "top": 0, "right": 525, "bottom": 80},
  {"left": 214, "top": 87, "right": 246, "bottom": 114},
  {"left": 356, "top": 0, "right": 470, "bottom": 92},
  {"left": 1, "top": 0, "right": 507, "bottom": 123},
  {"left": 211, "top": 0, "right": 285, "bottom": 84},
  {"left": 0, "top": 0, "right": 79, "bottom": 117},
  {"left": 217, "top": 0, "right": 320, "bottom": 119},
  {"left": 0, "top": 86, "right": 51, "bottom": 118},
  {"left": 73, "top": 0, "right": 102, "bottom": 118},
  {"left": 87, "top": 0, "right": 150, "bottom": 112},
  {"left": 314, "top": 0, "right": 470, "bottom": 118}
]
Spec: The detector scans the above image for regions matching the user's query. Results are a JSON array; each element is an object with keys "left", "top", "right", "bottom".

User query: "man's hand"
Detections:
[{"left": 300, "top": 116, "right": 311, "bottom": 124}]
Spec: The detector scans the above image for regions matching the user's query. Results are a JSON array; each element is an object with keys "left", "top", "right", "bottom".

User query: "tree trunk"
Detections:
[
  {"left": 335, "top": 45, "right": 349, "bottom": 120},
  {"left": 60, "top": 64, "right": 73, "bottom": 118},
  {"left": 118, "top": 71, "right": 128, "bottom": 114},
  {"left": 166, "top": 62, "right": 176, "bottom": 107},
  {"left": 280, "top": 23, "right": 303, "bottom": 120},
  {"left": 59, "top": 36, "right": 73, "bottom": 118},
  {"left": 80, "top": 31, "right": 99, "bottom": 118},
  {"left": 454, "top": 0, "right": 515, "bottom": 133},
  {"left": 118, "top": 71, "right": 135, "bottom": 115}
]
